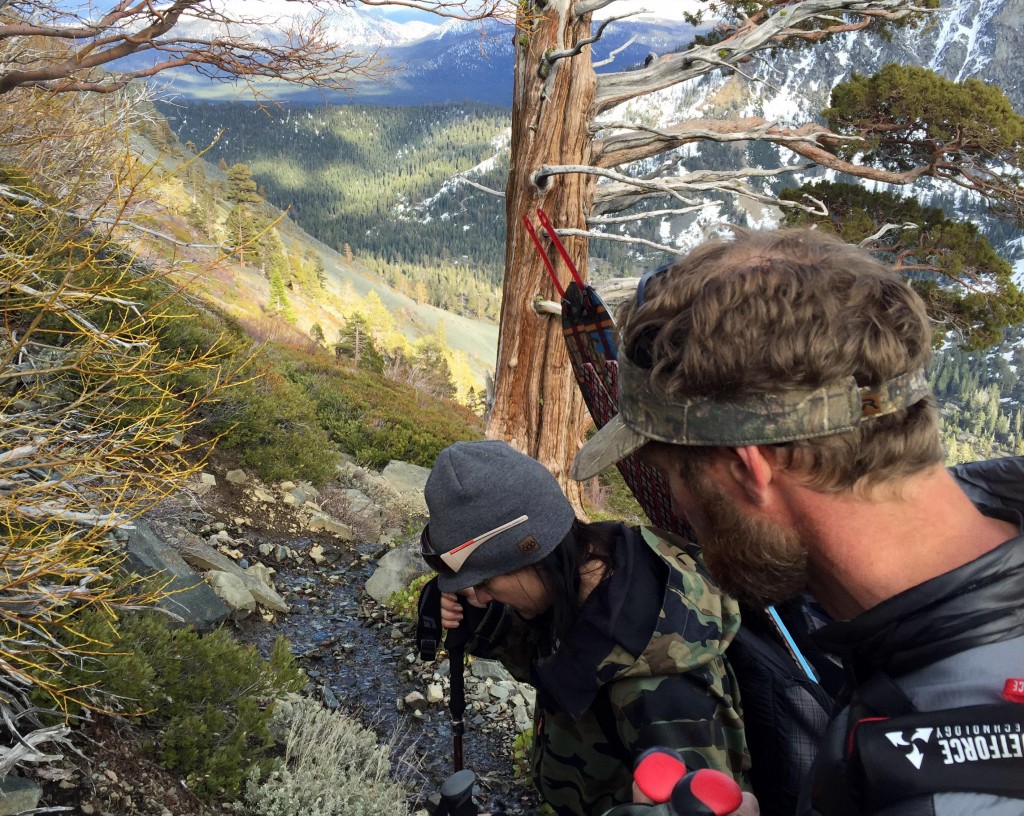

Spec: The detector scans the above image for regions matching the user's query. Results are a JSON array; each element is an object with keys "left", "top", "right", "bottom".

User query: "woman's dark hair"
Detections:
[{"left": 532, "top": 519, "right": 617, "bottom": 649}]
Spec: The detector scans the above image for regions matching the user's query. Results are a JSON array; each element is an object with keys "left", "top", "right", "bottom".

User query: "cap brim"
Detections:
[{"left": 571, "top": 415, "right": 649, "bottom": 481}]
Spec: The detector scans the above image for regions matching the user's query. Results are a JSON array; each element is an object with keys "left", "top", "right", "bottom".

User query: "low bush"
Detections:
[
  {"left": 286, "top": 356, "right": 483, "bottom": 469},
  {"left": 386, "top": 573, "right": 432, "bottom": 623},
  {"left": 215, "top": 367, "right": 340, "bottom": 484},
  {"left": 64, "top": 611, "right": 305, "bottom": 801},
  {"left": 243, "top": 695, "right": 412, "bottom": 816},
  {"left": 581, "top": 455, "right": 647, "bottom": 526}
]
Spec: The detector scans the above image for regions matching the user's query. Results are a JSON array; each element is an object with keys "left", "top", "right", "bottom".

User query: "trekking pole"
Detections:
[
  {"left": 439, "top": 768, "right": 478, "bottom": 816},
  {"left": 445, "top": 594, "right": 475, "bottom": 773},
  {"left": 601, "top": 747, "right": 744, "bottom": 816},
  {"left": 415, "top": 578, "right": 469, "bottom": 772}
]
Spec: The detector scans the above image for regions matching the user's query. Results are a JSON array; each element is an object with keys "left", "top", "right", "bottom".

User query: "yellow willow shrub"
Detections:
[{"left": 0, "top": 82, "right": 249, "bottom": 765}]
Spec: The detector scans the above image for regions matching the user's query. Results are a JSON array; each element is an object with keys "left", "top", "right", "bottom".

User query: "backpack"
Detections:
[{"left": 807, "top": 671, "right": 1024, "bottom": 815}]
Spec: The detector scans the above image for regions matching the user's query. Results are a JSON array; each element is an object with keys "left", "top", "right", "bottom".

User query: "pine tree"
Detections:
[
  {"left": 335, "top": 313, "right": 384, "bottom": 372},
  {"left": 268, "top": 269, "right": 294, "bottom": 323},
  {"left": 226, "top": 162, "right": 262, "bottom": 205}
]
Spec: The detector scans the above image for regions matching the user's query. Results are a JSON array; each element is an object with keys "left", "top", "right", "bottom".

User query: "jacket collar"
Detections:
[
  {"left": 531, "top": 525, "right": 667, "bottom": 721},
  {"left": 814, "top": 517, "right": 1024, "bottom": 679}
]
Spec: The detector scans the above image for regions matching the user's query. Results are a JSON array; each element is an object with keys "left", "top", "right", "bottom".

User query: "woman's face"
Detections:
[{"left": 470, "top": 567, "right": 552, "bottom": 619}]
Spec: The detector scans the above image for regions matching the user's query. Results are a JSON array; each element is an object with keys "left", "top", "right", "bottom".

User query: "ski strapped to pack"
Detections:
[{"left": 521, "top": 208, "right": 693, "bottom": 541}]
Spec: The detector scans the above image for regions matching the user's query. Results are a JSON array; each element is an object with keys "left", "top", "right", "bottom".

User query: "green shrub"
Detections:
[
  {"left": 243, "top": 696, "right": 412, "bottom": 816},
  {"left": 215, "top": 367, "right": 340, "bottom": 484},
  {"left": 510, "top": 728, "right": 533, "bottom": 780},
  {"left": 385, "top": 573, "right": 432, "bottom": 622},
  {"left": 289, "top": 359, "right": 483, "bottom": 469},
  {"left": 582, "top": 464, "right": 648, "bottom": 526},
  {"left": 65, "top": 611, "right": 305, "bottom": 801}
]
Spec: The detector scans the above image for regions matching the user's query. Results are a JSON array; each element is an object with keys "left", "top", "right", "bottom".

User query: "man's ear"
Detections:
[{"left": 727, "top": 445, "right": 776, "bottom": 506}]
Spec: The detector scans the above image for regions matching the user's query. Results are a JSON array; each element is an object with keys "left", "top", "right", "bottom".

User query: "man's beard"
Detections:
[{"left": 686, "top": 472, "right": 809, "bottom": 608}]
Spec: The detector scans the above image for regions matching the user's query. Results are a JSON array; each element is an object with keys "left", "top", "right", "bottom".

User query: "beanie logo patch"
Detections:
[{"left": 518, "top": 536, "right": 540, "bottom": 556}]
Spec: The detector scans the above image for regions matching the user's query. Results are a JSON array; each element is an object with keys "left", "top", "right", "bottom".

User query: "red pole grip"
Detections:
[{"left": 670, "top": 769, "right": 743, "bottom": 816}]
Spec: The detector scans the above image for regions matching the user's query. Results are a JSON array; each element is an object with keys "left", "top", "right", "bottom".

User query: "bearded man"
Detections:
[{"left": 573, "top": 228, "right": 1024, "bottom": 816}]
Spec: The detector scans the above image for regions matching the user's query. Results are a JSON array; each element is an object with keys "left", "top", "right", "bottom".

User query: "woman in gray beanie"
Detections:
[{"left": 420, "top": 440, "right": 749, "bottom": 816}]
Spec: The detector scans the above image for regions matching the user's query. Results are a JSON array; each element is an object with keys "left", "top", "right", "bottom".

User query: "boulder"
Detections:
[
  {"left": 380, "top": 460, "right": 431, "bottom": 497},
  {"left": 245, "top": 562, "right": 276, "bottom": 591},
  {"left": 205, "top": 570, "right": 256, "bottom": 618},
  {"left": 469, "top": 658, "right": 513, "bottom": 682},
  {"left": 180, "top": 541, "right": 290, "bottom": 613},
  {"left": 193, "top": 472, "right": 217, "bottom": 496},
  {"left": 304, "top": 510, "right": 354, "bottom": 540},
  {"left": 343, "top": 488, "right": 378, "bottom": 517},
  {"left": 0, "top": 776, "right": 42, "bottom": 815},
  {"left": 119, "top": 519, "right": 230, "bottom": 632},
  {"left": 225, "top": 468, "right": 248, "bottom": 485},
  {"left": 365, "top": 543, "right": 429, "bottom": 604}
]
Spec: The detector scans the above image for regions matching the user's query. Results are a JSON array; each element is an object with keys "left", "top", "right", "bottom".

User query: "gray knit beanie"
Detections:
[{"left": 423, "top": 440, "right": 577, "bottom": 592}]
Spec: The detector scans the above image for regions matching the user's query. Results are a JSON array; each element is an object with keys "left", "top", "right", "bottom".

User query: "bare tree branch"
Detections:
[
  {"left": 594, "top": 117, "right": 861, "bottom": 167},
  {"left": 0, "top": 0, "right": 512, "bottom": 96},
  {"left": 456, "top": 175, "right": 506, "bottom": 198},
  {"left": 859, "top": 221, "right": 920, "bottom": 247},
  {"left": 593, "top": 0, "right": 933, "bottom": 113},
  {"left": 556, "top": 226, "right": 686, "bottom": 253},
  {"left": 593, "top": 34, "right": 636, "bottom": 69},
  {"left": 587, "top": 205, "right": 706, "bottom": 225},
  {"left": 545, "top": 13, "right": 636, "bottom": 67}
]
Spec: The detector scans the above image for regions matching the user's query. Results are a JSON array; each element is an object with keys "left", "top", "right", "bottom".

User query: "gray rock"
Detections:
[
  {"left": 205, "top": 570, "right": 256, "bottom": 618},
  {"left": 245, "top": 562, "right": 276, "bottom": 591},
  {"left": 305, "top": 511, "right": 353, "bottom": 540},
  {"left": 404, "top": 691, "right": 429, "bottom": 712},
  {"left": 380, "top": 460, "right": 431, "bottom": 496},
  {"left": 469, "top": 658, "right": 512, "bottom": 682},
  {"left": 194, "top": 472, "right": 217, "bottom": 496},
  {"left": 180, "top": 541, "right": 290, "bottom": 613},
  {"left": 288, "top": 486, "right": 312, "bottom": 505},
  {"left": 0, "top": 776, "right": 42, "bottom": 815},
  {"left": 426, "top": 683, "right": 444, "bottom": 704},
  {"left": 365, "top": 544, "right": 429, "bottom": 604},
  {"left": 513, "top": 704, "right": 533, "bottom": 733},
  {"left": 489, "top": 683, "right": 512, "bottom": 705},
  {"left": 321, "top": 684, "right": 340, "bottom": 711},
  {"left": 119, "top": 519, "right": 230, "bottom": 632},
  {"left": 344, "top": 488, "right": 379, "bottom": 518},
  {"left": 225, "top": 468, "right": 248, "bottom": 485}
]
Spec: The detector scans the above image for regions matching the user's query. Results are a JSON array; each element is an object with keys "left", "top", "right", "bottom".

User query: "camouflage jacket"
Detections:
[{"left": 462, "top": 523, "right": 750, "bottom": 816}]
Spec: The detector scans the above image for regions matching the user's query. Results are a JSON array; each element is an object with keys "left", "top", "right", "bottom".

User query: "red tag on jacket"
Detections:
[{"left": 1003, "top": 679, "right": 1024, "bottom": 703}]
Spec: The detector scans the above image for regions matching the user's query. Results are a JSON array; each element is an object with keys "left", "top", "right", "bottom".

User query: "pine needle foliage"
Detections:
[{"left": 61, "top": 610, "right": 305, "bottom": 801}]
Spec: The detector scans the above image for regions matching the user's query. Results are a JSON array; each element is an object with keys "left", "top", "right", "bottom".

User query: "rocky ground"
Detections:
[{"left": 25, "top": 454, "right": 541, "bottom": 816}]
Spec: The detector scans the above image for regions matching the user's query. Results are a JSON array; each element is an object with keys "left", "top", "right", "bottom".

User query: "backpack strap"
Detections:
[
  {"left": 417, "top": 575, "right": 443, "bottom": 661},
  {"left": 810, "top": 671, "right": 1024, "bottom": 814},
  {"left": 851, "top": 702, "right": 1024, "bottom": 810}
]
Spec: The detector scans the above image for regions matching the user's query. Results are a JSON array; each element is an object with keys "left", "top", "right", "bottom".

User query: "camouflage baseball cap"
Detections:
[{"left": 571, "top": 356, "right": 931, "bottom": 481}]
